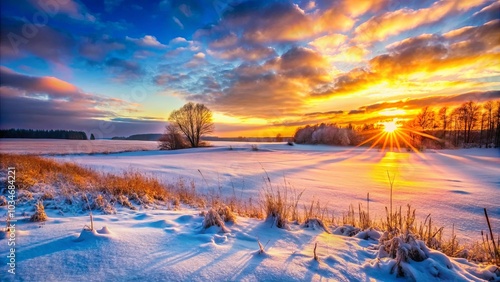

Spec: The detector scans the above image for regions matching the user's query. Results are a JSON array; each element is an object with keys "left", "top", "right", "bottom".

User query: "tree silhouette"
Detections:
[{"left": 168, "top": 102, "right": 214, "bottom": 148}]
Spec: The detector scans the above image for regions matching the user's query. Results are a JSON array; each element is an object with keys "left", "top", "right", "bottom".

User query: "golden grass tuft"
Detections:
[{"left": 30, "top": 200, "right": 47, "bottom": 222}]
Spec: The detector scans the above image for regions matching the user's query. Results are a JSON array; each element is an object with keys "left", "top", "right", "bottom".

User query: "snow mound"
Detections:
[{"left": 74, "top": 227, "right": 113, "bottom": 242}]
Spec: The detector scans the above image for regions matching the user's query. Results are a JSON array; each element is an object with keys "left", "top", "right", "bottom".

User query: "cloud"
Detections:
[
  {"left": 173, "top": 16, "right": 184, "bottom": 29},
  {"left": 197, "top": 0, "right": 359, "bottom": 51},
  {"left": 361, "top": 91, "right": 500, "bottom": 113},
  {"left": 308, "top": 34, "right": 348, "bottom": 54},
  {"left": 348, "top": 109, "right": 366, "bottom": 115},
  {"left": 126, "top": 35, "right": 166, "bottom": 48},
  {"left": 1, "top": 66, "right": 79, "bottom": 99},
  {"left": 104, "top": 0, "right": 124, "bottom": 12},
  {"left": 208, "top": 46, "right": 276, "bottom": 61},
  {"left": 185, "top": 52, "right": 207, "bottom": 67},
  {"left": 105, "top": 59, "right": 144, "bottom": 79},
  {"left": 0, "top": 17, "right": 75, "bottom": 63},
  {"left": 0, "top": 67, "right": 163, "bottom": 136},
  {"left": 315, "top": 20, "right": 500, "bottom": 98},
  {"left": 28, "top": 0, "right": 96, "bottom": 22},
  {"left": 78, "top": 35, "right": 126, "bottom": 61},
  {"left": 189, "top": 47, "right": 332, "bottom": 118},
  {"left": 354, "top": 0, "right": 488, "bottom": 43},
  {"left": 473, "top": 1, "right": 500, "bottom": 21},
  {"left": 305, "top": 110, "right": 344, "bottom": 117}
]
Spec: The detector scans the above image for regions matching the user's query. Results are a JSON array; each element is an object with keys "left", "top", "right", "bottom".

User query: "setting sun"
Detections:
[{"left": 383, "top": 121, "right": 399, "bottom": 133}]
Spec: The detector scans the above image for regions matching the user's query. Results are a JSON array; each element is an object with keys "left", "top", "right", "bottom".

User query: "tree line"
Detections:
[
  {"left": 294, "top": 123, "right": 359, "bottom": 146},
  {"left": 0, "top": 129, "right": 88, "bottom": 140},
  {"left": 294, "top": 100, "right": 500, "bottom": 149},
  {"left": 404, "top": 100, "right": 500, "bottom": 149}
]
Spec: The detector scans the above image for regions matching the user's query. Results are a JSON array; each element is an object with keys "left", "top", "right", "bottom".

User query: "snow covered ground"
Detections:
[
  {"left": 55, "top": 142, "right": 500, "bottom": 243},
  {"left": 0, "top": 139, "right": 158, "bottom": 155},
  {"left": 1, "top": 207, "right": 498, "bottom": 281},
  {"left": 1, "top": 140, "right": 499, "bottom": 281}
]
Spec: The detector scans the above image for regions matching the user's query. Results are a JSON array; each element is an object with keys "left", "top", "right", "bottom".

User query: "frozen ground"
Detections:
[
  {"left": 0, "top": 141, "right": 499, "bottom": 281},
  {"left": 1, "top": 207, "right": 498, "bottom": 281},
  {"left": 0, "top": 139, "right": 158, "bottom": 155},
  {"left": 54, "top": 142, "right": 500, "bottom": 243}
]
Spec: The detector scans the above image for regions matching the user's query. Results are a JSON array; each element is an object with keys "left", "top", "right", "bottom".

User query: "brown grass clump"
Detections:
[
  {"left": 217, "top": 205, "right": 237, "bottom": 224},
  {"left": 203, "top": 208, "right": 230, "bottom": 233},
  {"left": 261, "top": 181, "right": 303, "bottom": 229},
  {"left": 30, "top": 200, "right": 47, "bottom": 222},
  {"left": 117, "top": 195, "right": 136, "bottom": 210}
]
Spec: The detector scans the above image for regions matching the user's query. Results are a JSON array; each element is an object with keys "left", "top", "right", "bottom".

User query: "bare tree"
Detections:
[
  {"left": 438, "top": 106, "right": 448, "bottom": 139},
  {"left": 168, "top": 102, "right": 215, "bottom": 148},
  {"left": 463, "top": 101, "right": 480, "bottom": 144},
  {"left": 159, "top": 124, "right": 188, "bottom": 150},
  {"left": 484, "top": 101, "right": 493, "bottom": 144},
  {"left": 415, "top": 106, "right": 435, "bottom": 131}
]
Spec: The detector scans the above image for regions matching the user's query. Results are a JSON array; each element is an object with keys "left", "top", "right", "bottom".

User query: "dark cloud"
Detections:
[
  {"left": 0, "top": 67, "right": 162, "bottom": 137},
  {"left": 78, "top": 35, "right": 126, "bottom": 62},
  {"left": 348, "top": 109, "right": 365, "bottom": 115},
  {"left": 305, "top": 110, "right": 344, "bottom": 117},
  {"left": 0, "top": 95, "right": 165, "bottom": 136},
  {"left": 105, "top": 57, "right": 145, "bottom": 81},
  {"left": 472, "top": 2, "right": 500, "bottom": 22},
  {"left": 0, "top": 16, "right": 75, "bottom": 63},
  {"left": 362, "top": 91, "right": 500, "bottom": 112}
]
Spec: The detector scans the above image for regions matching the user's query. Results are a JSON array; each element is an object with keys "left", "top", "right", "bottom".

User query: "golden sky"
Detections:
[{"left": 1, "top": 0, "right": 499, "bottom": 137}]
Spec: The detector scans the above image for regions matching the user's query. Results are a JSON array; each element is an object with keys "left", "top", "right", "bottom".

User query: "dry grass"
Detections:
[
  {"left": 1, "top": 153, "right": 497, "bottom": 265},
  {"left": 30, "top": 200, "right": 47, "bottom": 222}
]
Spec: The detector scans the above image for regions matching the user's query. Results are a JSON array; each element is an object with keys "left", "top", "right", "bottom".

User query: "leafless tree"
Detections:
[
  {"left": 462, "top": 101, "right": 480, "bottom": 144},
  {"left": 168, "top": 102, "right": 214, "bottom": 148},
  {"left": 416, "top": 106, "right": 435, "bottom": 131},
  {"left": 484, "top": 101, "right": 493, "bottom": 144},
  {"left": 158, "top": 124, "right": 188, "bottom": 150},
  {"left": 438, "top": 106, "right": 448, "bottom": 139}
]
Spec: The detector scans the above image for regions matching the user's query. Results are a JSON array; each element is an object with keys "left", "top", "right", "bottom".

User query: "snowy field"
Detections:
[
  {"left": 1, "top": 140, "right": 499, "bottom": 281},
  {"left": 53, "top": 142, "right": 500, "bottom": 243},
  {"left": 0, "top": 139, "right": 158, "bottom": 155}
]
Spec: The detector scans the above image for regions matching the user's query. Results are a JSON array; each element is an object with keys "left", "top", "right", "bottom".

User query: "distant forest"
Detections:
[
  {"left": 295, "top": 100, "right": 500, "bottom": 149},
  {"left": 0, "top": 129, "right": 88, "bottom": 140}
]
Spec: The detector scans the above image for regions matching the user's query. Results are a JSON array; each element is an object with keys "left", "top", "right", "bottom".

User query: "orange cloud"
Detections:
[
  {"left": 39, "top": 77, "right": 79, "bottom": 96},
  {"left": 316, "top": 20, "right": 500, "bottom": 98},
  {"left": 354, "top": 0, "right": 488, "bottom": 43}
]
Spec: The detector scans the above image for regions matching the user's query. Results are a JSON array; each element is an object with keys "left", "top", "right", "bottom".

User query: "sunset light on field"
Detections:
[{"left": 1, "top": 1, "right": 500, "bottom": 281}]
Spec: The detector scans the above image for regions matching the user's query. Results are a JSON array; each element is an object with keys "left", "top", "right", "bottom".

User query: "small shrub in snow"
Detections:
[
  {"left": 90, "top": 194, "right": 115, "bottom": 214},
  {"left": 303, "top": 218, "right": 331, "bottom": 234},
  {"left": 30, "top": 200, "right": 47, "bottom": 222},
  {"left": 140, "top": 194, "right": 152, "bottom": 205},
  {"left": 203, "top": 208, "right": 230, "bottom": 233},
  {"left": 262, "top": 184, "right": 302, "bottom": 230},
  {"left": 355, "top": 228, "right": 381, "bottom": 241},
  {"left": 117, "top": 195, "right": 136, "bottom": 210},
  {"left": 333, "top": 225, "right": 360, "bottom": 237},
  {"left": 251, "top": 144, "right": 259, "bottom": 151},
  {"left": 217, "top": 205, "right": 237, "bottom": 224}
]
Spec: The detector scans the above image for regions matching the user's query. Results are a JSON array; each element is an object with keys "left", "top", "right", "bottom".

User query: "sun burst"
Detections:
[{"left": 382, "top": 120, "right": 399, "bottom": 133}]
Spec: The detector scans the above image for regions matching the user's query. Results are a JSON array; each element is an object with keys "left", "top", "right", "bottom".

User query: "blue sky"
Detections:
[{"left": 0, "top": 0, "right": 499, "bottom": 137}]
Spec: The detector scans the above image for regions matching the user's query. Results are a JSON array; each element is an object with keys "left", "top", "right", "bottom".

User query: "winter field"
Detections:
[{"left": 0, "top": 139, "right": 499, "bottom": 281}]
